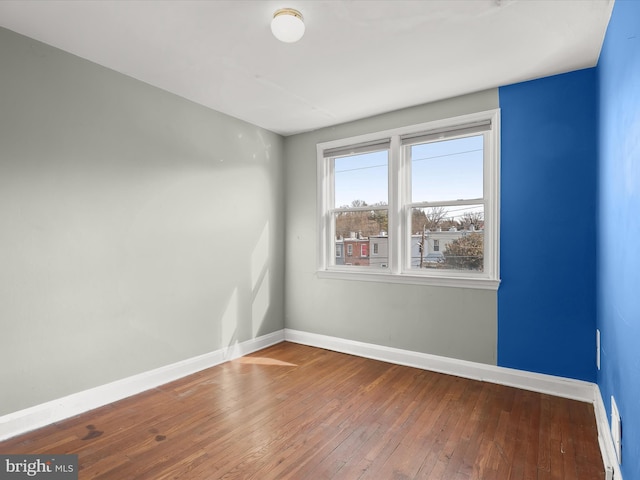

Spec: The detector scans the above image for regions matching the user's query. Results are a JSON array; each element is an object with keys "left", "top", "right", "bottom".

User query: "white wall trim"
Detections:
[
  {"left": 284, "top": 328, "right": 619, "bottom": 478},
  {"left": 0, "top": 330, "right": 284, "bottom": 441},
  {"left": 316, "top": 109, "right": 501, "bottom": 291},
  {"left": 284, "top": 329, "right": 594, "bottom": 401},
  {"left": 316, "top": 270, "right": 500, "bottom": 290},
  {"left": 594, "top": 387, "right": 623, "bottom": 480},
  {"left": 0, "top": 327, "right": 620, "bottom": 480}
]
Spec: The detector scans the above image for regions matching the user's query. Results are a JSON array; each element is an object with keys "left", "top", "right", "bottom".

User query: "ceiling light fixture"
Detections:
[{"left": 271, "top": 8, "right": 305, "bottom": 43}]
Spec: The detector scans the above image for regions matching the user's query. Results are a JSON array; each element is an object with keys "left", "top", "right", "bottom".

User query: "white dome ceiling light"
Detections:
[{"left": 271, "top": 8, "right": 305, "bottom": 43}]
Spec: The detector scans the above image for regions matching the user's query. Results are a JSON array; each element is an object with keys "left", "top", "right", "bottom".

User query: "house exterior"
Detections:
[
  {"left": 335, "top": 239, "right": 345, "bottom": 265},
  {"left": 410, "top": 228, "right": 481, "bottom": 268},
  {"left": 348, "top": 228, "right": 482, "bottom": 269},
  {"left": 342, "top": 233, "right": 369, "bottom": 266},
  {"left": 369, "top": 233, "right": 389, "bottom": 268}
]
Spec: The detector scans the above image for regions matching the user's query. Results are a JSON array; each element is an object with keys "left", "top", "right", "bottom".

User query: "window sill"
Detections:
[{"left": 316, "top": 269, "right": 500, "bottom": 290}]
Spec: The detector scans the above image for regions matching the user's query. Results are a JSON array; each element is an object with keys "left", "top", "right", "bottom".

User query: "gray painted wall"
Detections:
[
  {"left": 284, "top": 90, "right": 499, "bottom": 364},
  {"left": 0, "top": 28, "right": 285, "bottom": 416}
]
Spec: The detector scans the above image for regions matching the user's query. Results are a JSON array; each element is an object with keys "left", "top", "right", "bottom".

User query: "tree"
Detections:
[
  {"left": 461, "top": 211, "right": 484, "bottom": 231},
  {"left": 370, "top": 204, "right": 388, "bottom": 234},
  {"left": 425, "top": 206, "right": 448, "bottom": 231},
  {"left": 335, "top": 200, "right": 388, "bottom": 238},
  {"left": 411, "top": 209, "right": 427, "bottom": 234},
  {"left": 411, "top": 206, "right": 448, "bottom": 234},
  {"left": 349, "top": 199, "right": 367, "bottom": 208},
  {"left": 443, "top": 233, "right": 484, "bottom": 270}
]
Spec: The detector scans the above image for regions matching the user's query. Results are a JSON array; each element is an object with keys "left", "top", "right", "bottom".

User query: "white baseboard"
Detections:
[
  {"left": 284, "top": 328, "right": 619, "bottom": 478},
  {"left": 594, "top": 388, "right": 623, "bottom": 480},
  {"left": 284, "top": 328, "right": 595, "bottom": 402},
  {"left": 0, "top": 326, "right": 620, "bottom": 480},
  {"left": 0, "top": 330, "right": 284, "bottom": 442}
]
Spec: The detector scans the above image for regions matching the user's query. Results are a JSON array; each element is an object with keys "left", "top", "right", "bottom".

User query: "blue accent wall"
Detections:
[
  {"left": 597, "top": 0, "right": 640, "bottom": 477},
  {"left": 498, "top": 69, "right": 597, "bottom": 382}
]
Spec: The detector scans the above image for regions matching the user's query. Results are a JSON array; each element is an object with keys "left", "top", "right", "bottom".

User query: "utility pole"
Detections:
[{"left": 420, "top": 224, "right": 426, "bottom": 269}]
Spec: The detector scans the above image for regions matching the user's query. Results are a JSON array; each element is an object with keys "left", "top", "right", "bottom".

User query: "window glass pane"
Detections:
[
  {"left": 333, "top": 210, "right": 389, "bottom": 269},
  {"left": 411, "top": 135, "right": 483, "bottom": 203},
  {"left": 335, "top": 150, "right": 388, "bottom": 208},
  {"left": 410, "top": 205, "right": 484, "bottom": 272},
  {"left": 320, "top": 111, "right": 498, "bottom": 283}
]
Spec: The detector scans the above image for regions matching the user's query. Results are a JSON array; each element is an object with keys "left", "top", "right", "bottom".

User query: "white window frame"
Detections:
[{"left": 316, "top": 109, "right": 500, "bottom": 290}]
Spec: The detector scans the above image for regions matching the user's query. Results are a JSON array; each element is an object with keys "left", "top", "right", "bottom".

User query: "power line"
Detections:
[
  {"left": 335, "top": 163, "right": 387, "bottom": 174},
  {"left": 335, "top": 148, "right": 482, "bottom": 174},
  {"left": 411, "top": 148, "right": 482, "bottom": 164}
]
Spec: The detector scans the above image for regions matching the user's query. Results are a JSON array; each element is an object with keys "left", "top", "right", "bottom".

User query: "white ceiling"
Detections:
[{"left": 0, "top": 0, "right": 613, "bottom": 136}]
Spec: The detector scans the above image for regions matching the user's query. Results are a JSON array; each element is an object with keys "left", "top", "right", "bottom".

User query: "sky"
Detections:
[{"left": 334, "top": 135, "right": 484, "bottom": 222}]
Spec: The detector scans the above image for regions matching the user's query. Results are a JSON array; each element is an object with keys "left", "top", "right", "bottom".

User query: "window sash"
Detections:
[
  {"left": 400, "top": 119, "right": 491, "bottom": 146},
  {"left": 323, "top": 139, "right": 391, "bottom": 159},
  {"left": 317, "top": 109, "right": 500, "bottom": 289},
  {"left": 331, "top": 205, "right": 388, "bottom": 214}
]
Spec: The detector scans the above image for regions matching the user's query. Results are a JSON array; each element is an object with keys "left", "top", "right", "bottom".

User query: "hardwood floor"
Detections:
[{"left": 0, "top": 342, "right": 604, "bottom": 479}]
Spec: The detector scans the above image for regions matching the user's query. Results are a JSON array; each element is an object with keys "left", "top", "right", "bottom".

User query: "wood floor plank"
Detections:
[{"left": 0, "top": 342, "right": 605, "bottom": 479}]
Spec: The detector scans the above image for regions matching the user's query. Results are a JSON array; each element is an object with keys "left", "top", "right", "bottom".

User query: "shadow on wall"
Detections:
[
  {"left": 252, "top": 222, "right": 271, "bottom": 339},
  {"left": 221, "top": 221, "right": 271, "bottom": 360}
]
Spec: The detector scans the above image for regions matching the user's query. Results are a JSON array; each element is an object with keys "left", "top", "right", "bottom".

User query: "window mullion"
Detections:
[
  {"left": 388, "top": 135, "right": 402, "bottom": 274},
  {"left": 316, "top": 108, "right": 500, "bottom": 287},
  {"left": 401, "top": 142, "right": 412, "bottom": 273}
]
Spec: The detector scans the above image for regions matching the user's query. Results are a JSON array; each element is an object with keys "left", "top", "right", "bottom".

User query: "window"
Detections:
[
  {"left": 317, "top": 110, "right": 500, "bottom": 289},
  {"left": 336, "top": 244, "right": 343, "bottom": 258}
]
